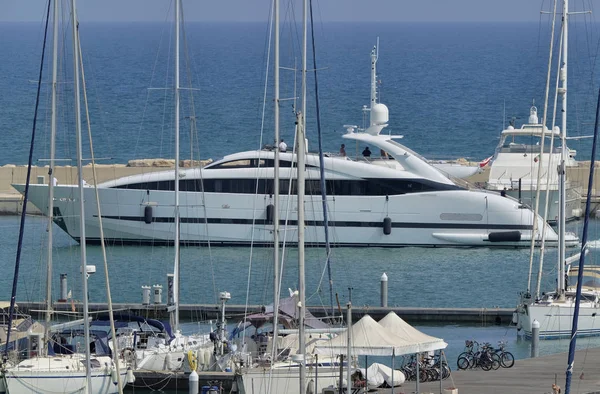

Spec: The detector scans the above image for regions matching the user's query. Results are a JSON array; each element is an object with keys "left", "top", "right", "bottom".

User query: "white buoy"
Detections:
[
  {"left": 188, "top": 370, "right": 199, "bottom": 394},
  {"left": 126, "top": 367, "right": 136, "bottom": 384}
]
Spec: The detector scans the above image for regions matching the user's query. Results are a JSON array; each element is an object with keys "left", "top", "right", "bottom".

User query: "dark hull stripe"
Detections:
[
  {"left": 76, "top": 238, "right": 545, "bottom": 248},
  {"left": 96, "top": 215, "right": 534, "bottom": 231}
]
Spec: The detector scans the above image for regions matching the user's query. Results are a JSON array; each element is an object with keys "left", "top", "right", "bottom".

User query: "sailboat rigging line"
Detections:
[
  {"left": 309, "top": 0, "right": 334, "bottom": 319},
  {"left": 77, "top": 31, "right": 124, "bottom": 393},
  {"left": 134, "top": 1, "right": 172, "bottom": 160},
  {"left": 243, "top": 0, "right": 274, "bottom": 345},
  {"left": 4, "top": 0, "right": 52, "bottom": 360},
  {"left": 179, "top": 2, "right": 218, "bottom": 304},
  {"left": 565, "top": 76, "right": 600, "bottom": 394},
  {"left": 536, "top": 16, "right": 565, "bottom": 299},
  {"left": 528, "top": 0, "right": 558, "bottom": 296}
]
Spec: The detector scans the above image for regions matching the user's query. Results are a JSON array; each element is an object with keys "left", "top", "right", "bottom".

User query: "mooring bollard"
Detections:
[
  {"left": 153, "top": 284, "right": 163, "bottom": 304},
  {"left": 141, "top": 286, "right": 151, "bottom": 305},
  {"left": 59, "top": 274, "right": 68, "bottom": 302},
  {"left": 188, "top": 370, "right": 199, "bottom": 394},
  {"left": 531, "top": 319, "right": 540, "bottom": 358},
  {"left": 381, "top": 272, "right": 388, "bottom": 307}
]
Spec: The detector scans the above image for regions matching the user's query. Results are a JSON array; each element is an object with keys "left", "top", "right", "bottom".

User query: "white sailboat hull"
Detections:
[
  {"left": 18, "top": 183, "right": 564, "bottom": 248},
  {"left": 3, "top": 355, "right": 127, "bottom": 394},
  {"left": 242, "top": 365, "right": 341, "bottom": 394},
  {"left": 518, "top": 300, "right": 600, "bottom": 339}
]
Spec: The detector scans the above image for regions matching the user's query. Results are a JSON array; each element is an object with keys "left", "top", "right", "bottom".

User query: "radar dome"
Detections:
[{"left": 371, "top": 103, "right": 389, "bottom": 125}]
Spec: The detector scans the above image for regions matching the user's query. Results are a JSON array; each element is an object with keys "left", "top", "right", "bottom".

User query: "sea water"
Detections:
[{"left": 0, "top": 22, "right": 599, "bottom": 165}]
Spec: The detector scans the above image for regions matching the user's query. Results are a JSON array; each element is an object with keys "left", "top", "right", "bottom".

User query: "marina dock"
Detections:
[
  {"left": 125, "top": 347, "right": 600, "bottom": 393},
  {"left": 413, "top": 346, "right": 600, "bottom": 394},
  {"left": 14, "top": 301, "right": 514, "bottom": 325}
]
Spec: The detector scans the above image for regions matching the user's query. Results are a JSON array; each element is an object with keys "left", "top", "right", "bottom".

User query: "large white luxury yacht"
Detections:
[{"left": 15, "top": 46, "right": 567, "bottom": 248}]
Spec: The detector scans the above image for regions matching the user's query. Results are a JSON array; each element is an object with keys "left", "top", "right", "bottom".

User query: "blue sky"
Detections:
[{"left": 0, "top": 1, "right": 557, "bottom": 22}]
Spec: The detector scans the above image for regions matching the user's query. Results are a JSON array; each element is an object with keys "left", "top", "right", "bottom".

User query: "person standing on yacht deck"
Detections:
[
  {"left": 278, "top": 138, "right": 287, "bottom": 152},
  {"left": 362, "top": 146, "right": 371, "bottom": 157},
  {"left": 340, "top": 144, "right": 346, "bottom": 157}
]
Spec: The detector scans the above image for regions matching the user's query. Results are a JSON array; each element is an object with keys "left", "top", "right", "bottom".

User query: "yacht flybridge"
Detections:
[{"left": 16, "top": 45, "right": 567, "bottom": 248}]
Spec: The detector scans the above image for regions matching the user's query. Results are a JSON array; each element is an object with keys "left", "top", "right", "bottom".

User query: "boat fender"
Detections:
[
  {"left": 204, "top": 348, "right": 211, "bottom": 369},
  {"left": 187, "top": 350, "right": 198, "bottom": 372},
  {"left": 197, "top": 348, "right": 205, "bottom": 370},
  {"left": 111, "top": 366, "right": 118, "bottom": 385},
  {"left": 488, "top": 230, "right": 521, "bottom": 243},
  {"left": 383, "top": 217, "right": 392, "bottom": 235},
  {"left": 144, "top": 205, "right": 153, "bottom": 224},
  {"left": 126, "top": 367, "right": 136, "bottom": 384},
  {"left": 266, "top": 204, "right": 275, "bottom": 223}
]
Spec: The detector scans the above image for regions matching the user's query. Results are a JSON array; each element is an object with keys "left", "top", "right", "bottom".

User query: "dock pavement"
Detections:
[
  {"left": 399, "top": 346, "right": 600, "bottom": 394},
  {"left": 126, "top": 347, "right": 600, "bottom": 393}
]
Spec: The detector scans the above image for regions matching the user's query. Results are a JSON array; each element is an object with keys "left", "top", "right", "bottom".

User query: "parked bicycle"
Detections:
[
  {"left": 457, "top": 340, "right": 504, "bottom": 371},
  {"left": 494, "top": 340, "right": 515, "bottom": 368}
]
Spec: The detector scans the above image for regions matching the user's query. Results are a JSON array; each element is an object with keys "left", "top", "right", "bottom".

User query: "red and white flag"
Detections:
[{"left": 479, "top": 156, "right": 493, "bottom": 168}]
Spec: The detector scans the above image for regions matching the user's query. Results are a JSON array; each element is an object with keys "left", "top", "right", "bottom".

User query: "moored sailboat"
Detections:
[
  {"left": 2, "top": 1, "right": 128, "bottom": 392},
  {"left": 516, "top": 0, "right": 600, "bottom": 339}
]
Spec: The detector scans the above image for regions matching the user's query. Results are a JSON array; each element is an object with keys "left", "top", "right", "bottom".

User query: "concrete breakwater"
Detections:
[{"left": 1, "top": 159, "right": 600, "bottom": 215}]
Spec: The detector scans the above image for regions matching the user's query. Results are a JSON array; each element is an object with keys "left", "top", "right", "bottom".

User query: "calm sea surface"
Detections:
[{"left": 2, "top": 20, "right": 600, "bottom": 387}]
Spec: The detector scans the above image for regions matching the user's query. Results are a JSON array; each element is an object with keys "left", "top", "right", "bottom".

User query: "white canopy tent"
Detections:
[
  {"left": 314, "top": 313, "right": 447, "bottom": 356},
  {"left": 379, "top": 312, "right": 448, "bottom": 353}
]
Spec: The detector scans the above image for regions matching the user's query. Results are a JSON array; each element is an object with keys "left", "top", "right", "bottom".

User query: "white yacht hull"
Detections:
[
  {"left": 18, "top": 183, "right": 563, "bottom": 248},
  {"left": 498, "top": 187, "right": 581, "bottom": 225},
  {"left": 517, "top": 301, "right": 600, "bottom": 339},
  {"left": 3, "top": 355, "right": 127, "bottom": 394}
]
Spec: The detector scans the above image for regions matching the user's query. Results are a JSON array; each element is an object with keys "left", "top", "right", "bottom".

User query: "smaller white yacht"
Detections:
[{"left": 486, "top": 105, "right": 582, "bottom": 224}]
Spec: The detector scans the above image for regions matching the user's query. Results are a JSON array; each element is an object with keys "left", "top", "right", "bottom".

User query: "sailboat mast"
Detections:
[
  {"left": 173, "top": 0, "right": 181, "bottom": 332},
  {"left": 272, "top": 0, "right": 280, "bottom": 347},
  {"left": 558, "top": 0, "right": 568, "bottom": 294},
  {"left": 44, "top": 0, "right": 59, "bottom": 353},
  {"left": 71, "top": 0, "right": 92, "bottom": 389},
  {"left": 298, "top": 0, "right": 308, "bottom": 392}
]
